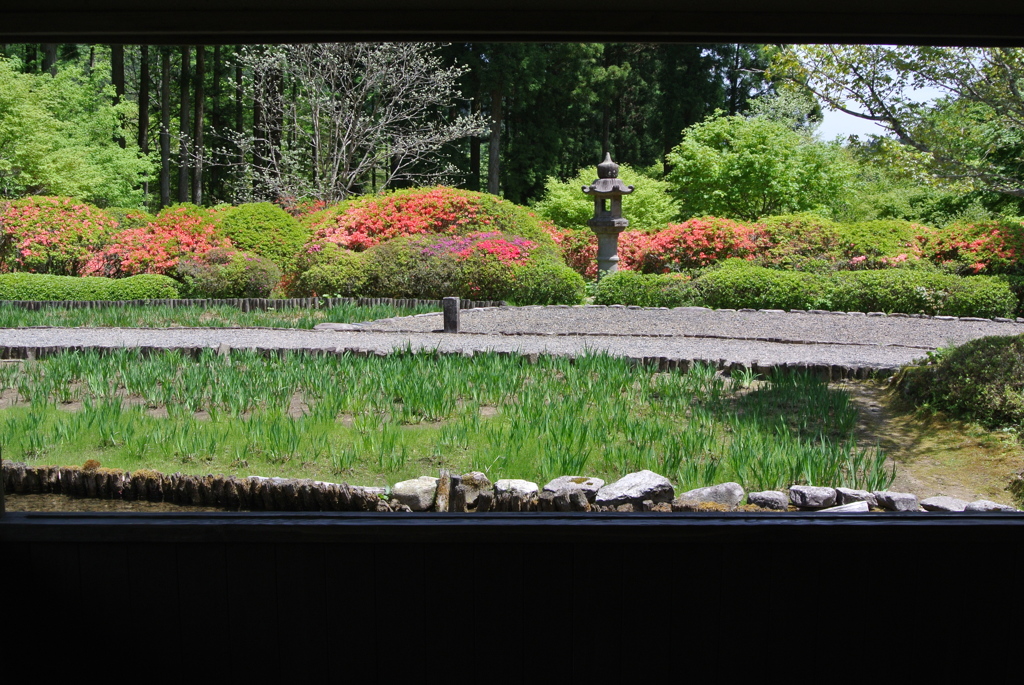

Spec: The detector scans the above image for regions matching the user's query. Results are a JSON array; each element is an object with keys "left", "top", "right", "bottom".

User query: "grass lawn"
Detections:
[{"left": 0, "top": 348, "right": 893, "bottom": 492}]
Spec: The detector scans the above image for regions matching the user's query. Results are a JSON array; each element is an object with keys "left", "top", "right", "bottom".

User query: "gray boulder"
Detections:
[
  {"left": 965, "top": 499, "right": 1018, "bottom": 512},
  {"left": 543, "top": 475, "right": 604, "bottom": 503},
  {"left": 675, "top": 482, "right": 745, "bottom": 510},
  {"left": 494, "top": 479, "right": 539, "bottom": 499},
  {"left": 391, "top": 476, "right": 439, "bottom": 511},
  {"left": 459, "top": 471, "right": 492, "bottom": 508},
  {"left": 873, "top": 491, "right": 920, "bottom": 512},
  {"left": 747, "top": 490, "right": 788, "bottom": 511},
  {"left": 921, "top": 495, "right": 969, "bottom": 512},
  {"left": 789, "top": 485, "right": 837, "bottom": 509},
  {"left": 836, "top": 487, "right": 878, "bottom": 507},
  {"left": 596, "top": 470, "right": 674, "bottom": 508}
]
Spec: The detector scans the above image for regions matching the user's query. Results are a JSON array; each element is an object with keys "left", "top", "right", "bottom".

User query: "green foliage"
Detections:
[
  {"left": 289, "top": 244, "right": 371, "bottom": 298},
  {"left": 694, "top": 260, "right": 821, "bottom": 310},
  {"left": 104, "top": 207, "right": 155, "bottom": 230},
  {"left": 665, "top": 113, "right": 855, "bottom": 221},
  {"left": 895, "top": 335, "right": 1024, "bottom": 429},
  {"left": 0, "top": 272, "right": 179, "bottom": 301},
  {"left": 0, "top": 58, "right": 152, "bottom": 207},
  {"left": 291, "top": 232, "right": 584, "bottom": 304},
  {"left": 825, "top": 270, "right": 1015, "bottom": 318},
  {"left": 593, "top": 271, "right": 697, "bottom": 307},
  {"left": 755, "top": 214, "right": 844, "bottom": 270},
  {"left": 175, "top": 248, "right": 282, "bottom": 299},
  {"left": 216, "top": 202, "right": 309, "bottom": 270},
  {"left": 532, "top": 164, "right": 680, "bottom": 232}
]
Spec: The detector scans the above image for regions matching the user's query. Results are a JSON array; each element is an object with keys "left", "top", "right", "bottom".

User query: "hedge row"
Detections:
[
  {"left": 593, "top": 261, "right": 1018, "bottom": 318},
  {"left": 0, "top": 273, "right": 180, "bottom": 301}
]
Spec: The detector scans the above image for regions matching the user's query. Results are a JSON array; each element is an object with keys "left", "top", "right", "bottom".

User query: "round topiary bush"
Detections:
[
  {"left": 216, "top": 202, "right": 309, "bottom": 270},
  {"left": 175, "top": 247, "right": 282, "bottom": 299},
  {"left": 83, "top": 204, "right": 230, "bottom": 278},
  {"left": 895, "top": 334, "right": 1024, "bottom": 429},
  {"left": 0, "top": 196, "right": 120, "bottom": 276}
]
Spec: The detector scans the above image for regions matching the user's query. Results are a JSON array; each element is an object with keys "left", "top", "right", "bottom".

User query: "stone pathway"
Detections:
[{"left": 0, "top": 305, "right": 1019, "bottom": 376}]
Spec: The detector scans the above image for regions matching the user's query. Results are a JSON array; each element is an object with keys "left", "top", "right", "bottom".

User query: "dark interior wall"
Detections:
[{"left": 2, "top": 1, "right": 1024, "bottom": 43}]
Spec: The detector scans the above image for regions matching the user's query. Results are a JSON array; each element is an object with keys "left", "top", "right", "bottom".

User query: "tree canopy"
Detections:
[
  {"left": 665, "top": 112, "right": 854, "bottom": 220},
  {"left": 775, "top": 45, "right": 1024, "bottom": 204},
  {"left": 0, "top": 57, "right": 152, "bottom": 206}
]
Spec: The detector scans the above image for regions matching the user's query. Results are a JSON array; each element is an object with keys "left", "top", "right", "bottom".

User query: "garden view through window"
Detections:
[{"left": 1, "top": 43, "right": 1022, "bottom": 514}]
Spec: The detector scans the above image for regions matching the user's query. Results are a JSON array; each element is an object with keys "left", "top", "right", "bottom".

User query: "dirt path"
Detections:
[{"left": 844, "top": 380, "right": 1023, "bottom": 506}]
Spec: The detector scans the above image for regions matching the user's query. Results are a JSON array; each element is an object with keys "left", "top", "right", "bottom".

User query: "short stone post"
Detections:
[{"left": 443, "top": 296, "right": 460, "bottom": 333}]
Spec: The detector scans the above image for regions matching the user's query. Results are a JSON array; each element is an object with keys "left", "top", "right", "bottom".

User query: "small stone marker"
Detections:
[{"left": 443, "top": 296, "right": 460, "bottom": 333}]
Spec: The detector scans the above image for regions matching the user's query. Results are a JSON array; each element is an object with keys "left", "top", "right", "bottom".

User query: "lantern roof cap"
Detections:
[
  {"left": 583, "top": 153, "right": 635, "bottom": 196},
  {"left": 582, "top": 178, "right": 635, "bottom": 195}
]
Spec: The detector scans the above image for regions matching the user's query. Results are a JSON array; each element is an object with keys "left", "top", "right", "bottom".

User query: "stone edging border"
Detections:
[{"left": 5, "top": 463, "right": 1019, "bottom": 514}]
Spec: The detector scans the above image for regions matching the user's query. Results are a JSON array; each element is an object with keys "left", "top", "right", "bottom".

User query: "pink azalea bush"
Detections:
[
  {"left": 301, "top": 186, "right": 552, "bottom": 253},
  {"left": 83, "top": 205, "right": 231, "bottom": 278},
  {"left": 0, "top": 196, "right": 119, "bottom": 276}
]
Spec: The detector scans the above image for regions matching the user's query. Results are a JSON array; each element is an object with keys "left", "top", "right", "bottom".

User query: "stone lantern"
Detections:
[{"left": 583, "top": 153, "right": 634, "bottom": 277}]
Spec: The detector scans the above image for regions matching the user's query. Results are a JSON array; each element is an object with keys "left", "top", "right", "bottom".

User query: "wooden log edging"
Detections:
[
  {"left": 1, "top": 462, "right": 395, "bottom": 512},
  {"left": 0, "top": 297, "right": 506, "bottom": 312}
]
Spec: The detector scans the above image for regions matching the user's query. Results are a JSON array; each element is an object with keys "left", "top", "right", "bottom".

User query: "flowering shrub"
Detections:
[
  {"left": 0, "top": 196, "right": 119, "bottom": 276},
  {"left": 302, "top": 187, "right": 555, "bottom": 253},
  {"left": 83, "top": 205, "right": 231, "bottom": 278},
  {"left": 912, "top": 220, "right": 1024, "bottom": 275},
  {"left": 639, "top": 218, "right": 764, "bottom": 272}
]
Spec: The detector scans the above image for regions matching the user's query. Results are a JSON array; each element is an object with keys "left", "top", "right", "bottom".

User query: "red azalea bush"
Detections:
[
  {"left": 912, "top": 220, "right": 1024, "bottom": 275},
  {"left": 0, "top": 196, "right": 120, "bottom": 276},
  {"left": 301, "top": 186, "right": 554, "bottom": 253},
  {"left": 637, "top": 218, "right": 763, "bottom": 273},
  {"left": 83, "top": 204, "right": 231, "bottom": 278}
]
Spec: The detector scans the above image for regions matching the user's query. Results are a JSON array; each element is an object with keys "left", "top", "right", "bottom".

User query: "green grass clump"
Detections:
[
  {"left": 0, "top": 348, "right": 894, "bottom": 493},
  {"left": 0, "top": 301, "right": 439, "bottom": 329},
  {"left": 895, "top": 334, "right": 1024, "bottom": 429}
]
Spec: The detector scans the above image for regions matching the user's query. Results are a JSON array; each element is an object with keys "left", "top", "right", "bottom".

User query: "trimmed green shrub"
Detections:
[
  {"left": 0, "top": 273, "right": 179, "bottom": 301},
  {"left": 895, "top": 335, "right": 1024, "bottom": 429},
  {"left": 838, "top": 219, "right": 924, "bottom": 264},
  {"left": 216, "top": 202, "right": 309, "bottom": 270},
  {"left": 289, "top": 244, "right": 371, "bottom": 297},
  {"left": 824, "top": 270, "right": 1015, "bottom": 318},
  {"left": 755, "top": 214, "right": 845, "bottom": 271},
  {"left": 175, "top": 247, "right": 282, "bottom": 299},
  {"left": 694, "top": 260, "right": 822, "bottom": 310},
  {"left": 593, "top": 271, "right": 697, "bottom": 307}
]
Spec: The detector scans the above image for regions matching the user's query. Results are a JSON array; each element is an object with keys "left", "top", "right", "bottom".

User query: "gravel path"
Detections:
[{"left": 0, "top": 305, "right": 1020, "bottom": 375}]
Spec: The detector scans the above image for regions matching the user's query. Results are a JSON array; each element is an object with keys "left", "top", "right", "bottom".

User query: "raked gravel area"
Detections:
[{"left": 0, "top": 304, "right": 1021, "bottom": 373}]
